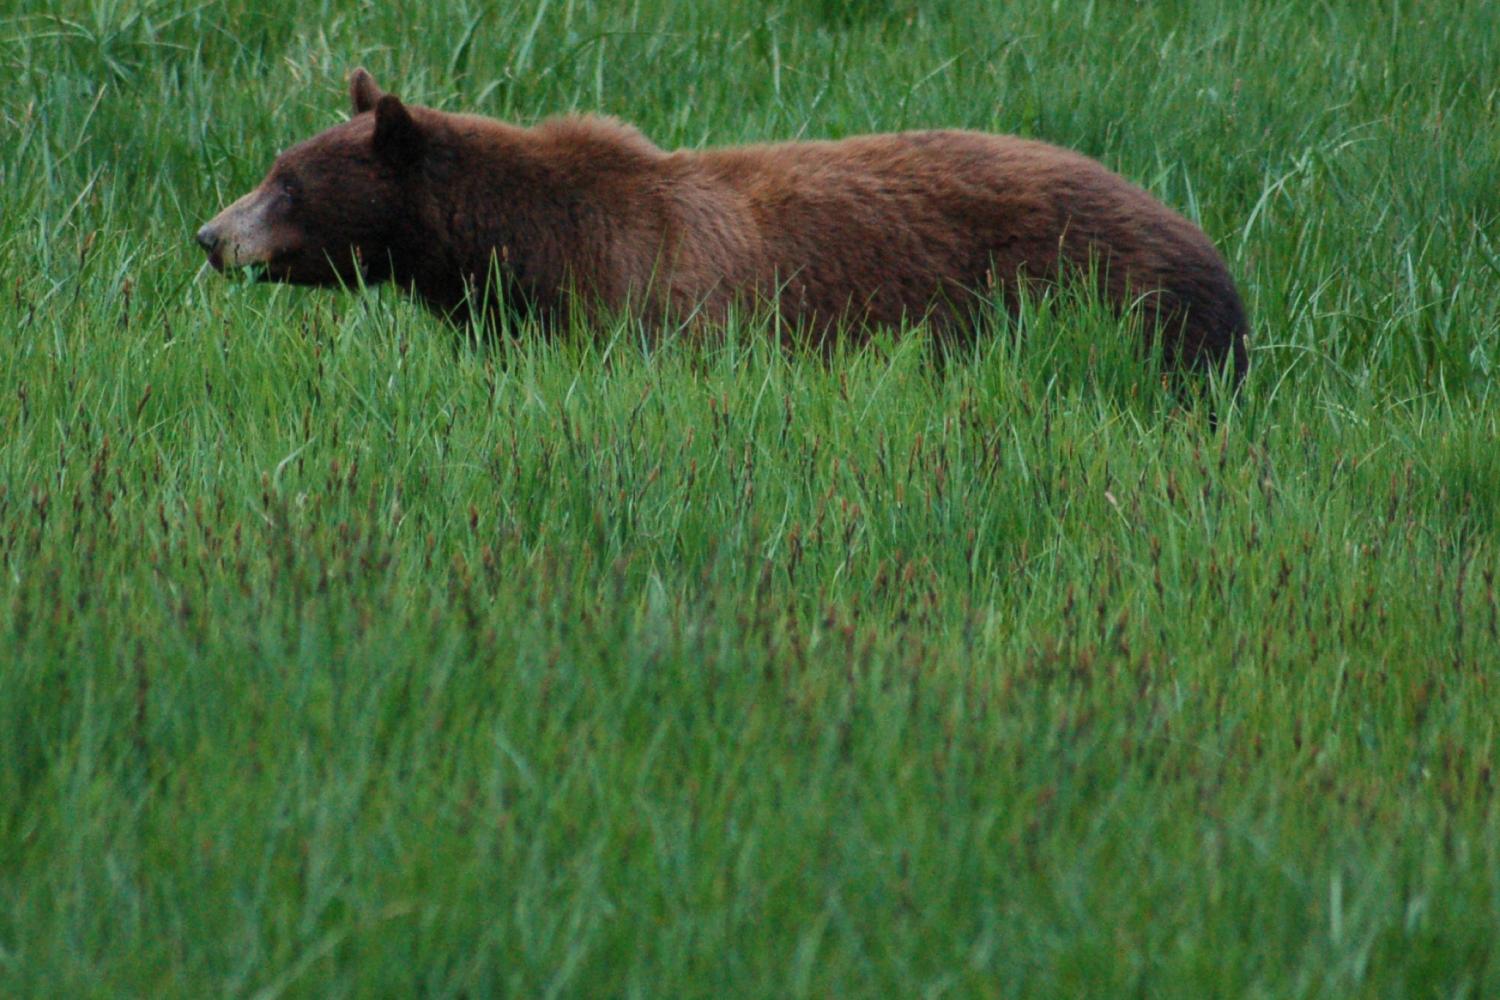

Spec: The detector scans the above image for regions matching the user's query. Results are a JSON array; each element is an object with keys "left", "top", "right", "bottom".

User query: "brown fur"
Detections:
[{"left": 197, "top": 68, "right": 1249, "bottom": 381}]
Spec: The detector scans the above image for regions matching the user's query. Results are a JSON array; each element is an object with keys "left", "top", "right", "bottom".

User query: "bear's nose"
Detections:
[{"left": 195, "top": 225, "right": 218, "bottom": 253}]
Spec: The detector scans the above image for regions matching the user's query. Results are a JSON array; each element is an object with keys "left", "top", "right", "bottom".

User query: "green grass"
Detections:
[{"left": 2, "top": 0, "right": 1499, "bottom": 995}]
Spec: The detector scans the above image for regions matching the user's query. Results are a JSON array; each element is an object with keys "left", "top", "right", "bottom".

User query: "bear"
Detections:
[{"left": 197, "top": 68, "right": 1249, "bottom": 383}]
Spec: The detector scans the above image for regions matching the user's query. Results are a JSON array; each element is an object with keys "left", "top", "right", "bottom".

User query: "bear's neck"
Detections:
[{"left": 395, "top": 113, "right": 669, "bottom": 332}]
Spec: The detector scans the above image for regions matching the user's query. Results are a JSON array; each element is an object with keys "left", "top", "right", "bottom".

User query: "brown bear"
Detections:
[{"left": 197, "top": 68, "right": 1248, "bottom": 382}]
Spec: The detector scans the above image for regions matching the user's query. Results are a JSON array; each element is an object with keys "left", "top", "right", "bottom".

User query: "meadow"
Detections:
[{"left": 2, "top": 0, "right": 1498, "bottom": 994}]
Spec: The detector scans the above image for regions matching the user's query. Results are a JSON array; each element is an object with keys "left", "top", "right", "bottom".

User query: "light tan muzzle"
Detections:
[{"left": 195, "top": 187, "right": 285, "bottom": 269}]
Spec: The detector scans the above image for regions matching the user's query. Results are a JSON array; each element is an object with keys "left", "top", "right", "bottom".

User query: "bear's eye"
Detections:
[{"left": 277, "top": 176, "right": 301, "bottom": 203}]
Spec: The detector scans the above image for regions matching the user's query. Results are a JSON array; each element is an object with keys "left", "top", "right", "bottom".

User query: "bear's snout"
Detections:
[{"left": 195, "top": 187, "right": 282, "bottom": 271}]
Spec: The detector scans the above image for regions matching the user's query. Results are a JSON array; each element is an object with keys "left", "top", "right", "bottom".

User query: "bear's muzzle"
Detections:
[{"left": 196, "top": 187, "right": 285, "bottom": 270}]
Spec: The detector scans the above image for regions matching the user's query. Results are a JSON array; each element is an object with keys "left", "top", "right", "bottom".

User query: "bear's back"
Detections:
[{"left": 673, "top": 129, "right": 1242, "bottom": 365}]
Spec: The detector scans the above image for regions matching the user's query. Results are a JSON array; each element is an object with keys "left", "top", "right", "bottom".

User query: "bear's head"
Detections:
[{"left": 196, "top": 69, "right": 423, "bottom": 286}]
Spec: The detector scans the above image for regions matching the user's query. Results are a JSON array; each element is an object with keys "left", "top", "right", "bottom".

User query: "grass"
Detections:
[{"left": 1, "top": 0, "right": 1498, "bottom": 995}]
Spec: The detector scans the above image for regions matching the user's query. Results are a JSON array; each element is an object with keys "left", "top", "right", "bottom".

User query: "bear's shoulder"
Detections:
[{"left": 531, "top": 114, "right": 665, "bottom": 165}]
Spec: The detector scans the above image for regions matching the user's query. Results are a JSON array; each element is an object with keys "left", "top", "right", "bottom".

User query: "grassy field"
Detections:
[{"left": 2, "top": 0, "right": 1499, "bottom": 995}]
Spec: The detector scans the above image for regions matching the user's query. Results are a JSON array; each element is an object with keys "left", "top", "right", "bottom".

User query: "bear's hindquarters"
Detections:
[{"left": 1145, "top": 259, "right": 1251, "bottom": 390}]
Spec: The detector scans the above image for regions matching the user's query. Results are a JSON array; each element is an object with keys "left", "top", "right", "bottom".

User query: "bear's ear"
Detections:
[
  {"left": 349, "top": 67, "right": 384, "bottom": 115},
  {"left": 373, "top": 94, "right": 424, "bottom": 167}
]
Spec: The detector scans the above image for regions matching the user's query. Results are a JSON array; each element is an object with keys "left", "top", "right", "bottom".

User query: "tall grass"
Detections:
[{"left": 1, "top": 0, "right": 1497, "bottom": 995}]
